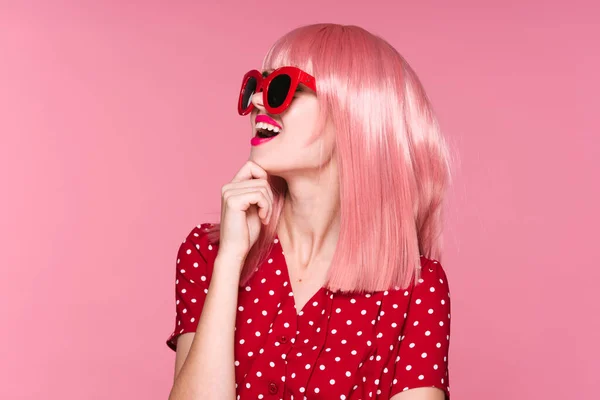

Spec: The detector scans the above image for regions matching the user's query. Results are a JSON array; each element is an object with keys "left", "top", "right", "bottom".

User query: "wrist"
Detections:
[{"left": 213, "top": 254, "right": 245, "bottom": 279}]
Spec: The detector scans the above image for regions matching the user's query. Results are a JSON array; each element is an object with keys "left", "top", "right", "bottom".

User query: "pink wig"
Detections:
[{"left": 208, "top": 23, "right": 452, "bottom": 293}]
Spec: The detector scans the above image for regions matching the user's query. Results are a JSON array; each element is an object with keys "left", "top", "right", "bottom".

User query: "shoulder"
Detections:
[
  {"left": 175, "top": 223, "right": 220, "bottom": 270},
  {"left": 416, "top": 257, "right": 450, "bottom": 294}
]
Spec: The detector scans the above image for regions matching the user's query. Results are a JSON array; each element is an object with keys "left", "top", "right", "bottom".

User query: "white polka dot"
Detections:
[
  {"left": 428, "top": 309, "right": 434, "bottom": 314},
  {"left": 440, "top": 321, "right": 444, "bottom": 326},
  {"left": 181, "top": 289, "right": 187, "bottom": 294},
  {"left": 248, "top": 351, "right": 253, "bottom": 357},
  {"left": 182, "top": 309, "right": 187, "bottom": 314},
  {"left": 418, "top": 375, "right": 424, "bottom": 380},
  {"left": 406, "top": 365, "right": 412, "bottom": 371},
  {"left": 351, "top": 350, "right": 357, "bottom": 355},
  {"left": 201, "top": 275, "right": 207, "bottom": 281},
  {"left": 275, "top": 269, "right": 281, "bottom": 275},
  {"left": 437, "top": 343, "right": 442, "bottom": 348},
  {"left": 239, "top": 339, "right": 245, "bottom": 344},
  {"left": 284, "top": 322, "right": 289, "bottom": 328},
  {"left": 180, "top": 269, "right": 186, "bottom": 274},
  {"left": 413, "top": 321, "right": 419, "bottom": 326},
  {"left": 269, "top": 290, "right": 275, "bottom": 295},
  {"left": 422, "top": 352, "right": 427, "bottom": 358},
  {"left": 346, "top": 371, "right": 351, "bottom": 377},
  {"left": 255, "top": 332, "right": 260, "bottom": 337},
  {"left": 441, "top": 299, "right": 445, "bottom": 305},
  {"left": 299, "top": 387, "right": 305, "bottom": 393},
  {"left": 313, "top": 301, "right": 318, "bottom": 306},
  {"left": 347, "top": 320, "right": 352, "bottom": 325},
  {"left": 257, "top": 371, "right": 262, "bottom": 377},
  {"left": 434, "top": 364, "right": 439, "bottom": 370},
  {"left": 314, "top": 388, "right": 320, "bottom": 393},
  {"left": 269, "top": 362, "right": 275, "bottom": 367},
  {"left": 357, "top": 331, "right": 362, "bottom": 336},
  {"left": 409, "top": 343, "right": 415, "bottom": 348},
  {"left": 330, "top": 379, "right": 335, "bottom": 385},
  {"left": 234, "top": 361, "right": 239, "bottom": 366},
  {"left": 361, "top": 310, "right": 367, "bottom": 315},
  {"left": 335, "top": 357, "right": 341, "bottom": 362},
  {"left": 332, "top": 329, "right": 337, "bottom": 334},
  {"left": 416, "top": 299, "right": 422, "bottom": 304},
  {"left": 186, "top": 249, "right": 191, "bottom": 255}
]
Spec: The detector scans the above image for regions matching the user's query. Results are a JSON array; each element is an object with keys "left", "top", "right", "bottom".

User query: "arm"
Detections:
[
  {"left": 168, "top": 255, "right": 242, "bottom": 400},
  {"left": 390, "top": 259, "right": 451, "bottom": 399},
  {"left": 391, "top": 387, "right": 446, "bottom": 400}
]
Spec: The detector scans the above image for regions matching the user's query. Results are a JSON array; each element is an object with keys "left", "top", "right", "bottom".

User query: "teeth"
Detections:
[{"left": 256, "top": 122, "right": 281, "bottom": 132}]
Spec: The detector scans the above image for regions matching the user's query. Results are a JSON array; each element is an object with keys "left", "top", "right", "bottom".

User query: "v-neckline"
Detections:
[{"left": 274, "top": 234, "right": 327, "bottom": 317}]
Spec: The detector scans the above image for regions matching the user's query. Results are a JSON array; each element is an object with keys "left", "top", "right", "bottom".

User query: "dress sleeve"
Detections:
[
  {"left": 166, "top": 224, "right": 216, "bottom": 351},
  {"left": 390, "top": 259, "right": 451, "bottom": 399}
]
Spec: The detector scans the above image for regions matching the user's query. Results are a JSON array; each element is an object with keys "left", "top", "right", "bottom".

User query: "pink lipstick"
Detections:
[
  {"left": 255, "top": 114, "right": 282, "bottom": 128},
  {"left": 252, "top": 114, "right": 282, "bottom": 146}
]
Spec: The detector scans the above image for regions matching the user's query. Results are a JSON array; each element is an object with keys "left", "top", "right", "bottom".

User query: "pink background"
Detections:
[{"left": 1, "top": 1, "right": 598, "bottom": 399}]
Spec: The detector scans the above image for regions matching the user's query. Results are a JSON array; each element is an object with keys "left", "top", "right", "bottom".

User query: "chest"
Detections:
[{"left": 233, "top": 275, "right": 411, "bottom": 399}]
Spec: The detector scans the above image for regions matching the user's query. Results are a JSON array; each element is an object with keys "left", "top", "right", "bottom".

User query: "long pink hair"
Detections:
[{"left": 207, "top": 23, "right": 453, "bottom": 293}]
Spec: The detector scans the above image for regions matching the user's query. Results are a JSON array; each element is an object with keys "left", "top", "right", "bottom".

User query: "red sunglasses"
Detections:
[{"left": 238, "top": 66, "right": 317, "bottom": 115}]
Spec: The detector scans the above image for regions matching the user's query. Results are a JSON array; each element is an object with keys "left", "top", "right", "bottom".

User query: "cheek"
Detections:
[{"left": 281, "top": 99, "right": 320, "bottom": 143}]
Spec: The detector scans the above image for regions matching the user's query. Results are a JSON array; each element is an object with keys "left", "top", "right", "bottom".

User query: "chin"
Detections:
[{"left": 248, "top": 155, "right": 287, "bottom": 177}]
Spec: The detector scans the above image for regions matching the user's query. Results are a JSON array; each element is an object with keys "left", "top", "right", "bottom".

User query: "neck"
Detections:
[{"left": 277, "top": 163, "right": 340, "bottom": 271}]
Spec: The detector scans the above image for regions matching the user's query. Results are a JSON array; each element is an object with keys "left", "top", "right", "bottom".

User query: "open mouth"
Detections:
[{"left": 255, "top": 128, "right": 281, "bottom": 139}]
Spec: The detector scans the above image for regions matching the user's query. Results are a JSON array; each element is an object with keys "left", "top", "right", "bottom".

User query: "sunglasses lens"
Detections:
[
  {"left": 242, "top": 77, "right": 258, "bottom": 111},
  {"left": 268, "top": 74, "right": 292, "bottom": 109}
]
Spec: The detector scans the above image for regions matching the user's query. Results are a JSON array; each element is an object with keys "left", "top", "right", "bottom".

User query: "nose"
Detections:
[{"left": 250, "top": 89, "right": 265, "bottom": 111}]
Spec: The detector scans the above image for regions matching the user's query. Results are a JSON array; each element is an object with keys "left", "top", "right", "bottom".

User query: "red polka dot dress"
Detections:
[{"left": 167, "top": 224, "right": 451, "bottom": 399}]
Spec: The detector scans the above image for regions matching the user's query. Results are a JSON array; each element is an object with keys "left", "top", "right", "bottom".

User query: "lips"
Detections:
[
  {"left": 254, "top": 114, "right": 282, "bottom": 140},
  {"left": 255, "top": 114, "right": 282, "bottom": 129}
]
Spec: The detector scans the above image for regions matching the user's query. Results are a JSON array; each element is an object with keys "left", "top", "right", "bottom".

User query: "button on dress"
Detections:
[{"left": 167, "top": 224, "right": 451, "bottom": 399}]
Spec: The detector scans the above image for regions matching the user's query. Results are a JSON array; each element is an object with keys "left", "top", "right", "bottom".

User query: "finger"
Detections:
[
  {"left": 225, "top": 190, "right": 272, "bottom": 222},
  {"left": 222, "top": 179, "right": 274, "bottom": 205},
  {"left": 231, "top": 161, "right": 268, "bottom": 183}
]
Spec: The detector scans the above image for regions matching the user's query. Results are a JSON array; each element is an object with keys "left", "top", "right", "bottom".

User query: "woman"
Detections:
[{"left": 167, "top": 23, "right": 453, "bottom": 400}]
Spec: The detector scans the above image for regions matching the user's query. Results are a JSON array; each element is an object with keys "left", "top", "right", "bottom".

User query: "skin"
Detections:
[{"left": 169, "top": 71, "right": 445, "bottom": 400}]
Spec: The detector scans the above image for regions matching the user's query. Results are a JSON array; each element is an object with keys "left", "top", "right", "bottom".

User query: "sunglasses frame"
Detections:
[{"left": 238, "top": 66, "right": 317, "bottom": 115}]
